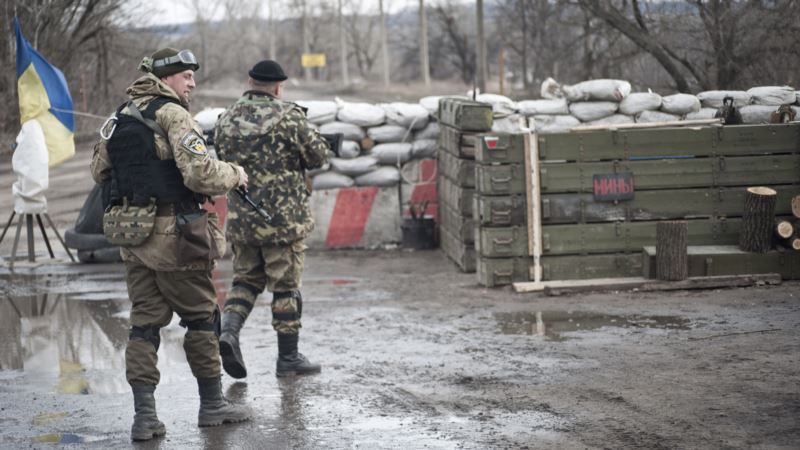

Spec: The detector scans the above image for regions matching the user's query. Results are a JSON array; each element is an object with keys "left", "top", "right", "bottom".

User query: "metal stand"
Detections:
[{"left": 0, "top": 211, "right": 75, "bottom": 269}]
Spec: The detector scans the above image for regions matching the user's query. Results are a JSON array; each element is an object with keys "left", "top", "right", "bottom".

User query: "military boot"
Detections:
[
  {"left": 219, "top": 312, "right": 247, "bottom": 379},
  {"left": 197, "top": 376, "right": 252, "bottom": 427},
  {"left": 276, "top": 333, "right": 321, "bottom": 377},
  {"left": 130, "top": 385, "right": 166, "bottom": 441}
]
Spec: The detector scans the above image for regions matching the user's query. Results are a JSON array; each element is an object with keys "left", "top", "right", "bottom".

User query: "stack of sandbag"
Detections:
[{"left": 306, "top": 99, "right": 444, "bottom": 190}]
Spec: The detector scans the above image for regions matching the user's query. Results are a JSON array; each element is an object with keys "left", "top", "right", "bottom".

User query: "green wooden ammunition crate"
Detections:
[
  {"left": 438, "top": 98, "right": 493, "bottom": 131},
  {"left": 539, "top": 154, "right": 800, "bottom": 193},
  {"left": 438, "top": 176, "right": 474, "bottom": 217},
  {"left": 539, "top": 253, "right": 642, "bottom": 280},
  {"left": 438, "top": 149, "right": 476, "bottom": 187},
  {"left": 541, "top": 186, "right": 799, "bottom": 224},
  {"left": 475, "top": 132, "right": 527, "bottom": 164},
  {"left": 542, "top": 217, "right": 741, "bottom": 255},
  {"left": 474, "top": 194, "right": 527, "bottom": 226},
  {"left": 475, "top": 226, "right": 528, "bottom": 257},
  {"left": 439, "top": 202, "right": 475, "bottom": 244},
  {"left": 439, "top": 125, "right": 478, "bottom": 159},
  {"left": 642, "top": 245, "right": 800, "bottom": 280},
  {"left": 537, "top": 123, "right": 799, "bottom": 162},
  {"left": 475, "top": 163, "right": 527, "bottom": 195},
  {"left": 440, "top": 226, "right": 476, "bottom": 273},
  {"left": 477, "top": 256, "right": 531, "bottom": 287}
]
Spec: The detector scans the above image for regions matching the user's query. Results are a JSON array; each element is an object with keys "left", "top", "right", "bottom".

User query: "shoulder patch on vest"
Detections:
[{"left": 180, "top": 131, "right": 207, "bottom": 156}]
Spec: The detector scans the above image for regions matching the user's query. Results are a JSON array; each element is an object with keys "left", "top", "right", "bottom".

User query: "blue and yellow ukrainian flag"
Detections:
[{"left": 15, "top": 17, "right": 75, "bottom": 167}]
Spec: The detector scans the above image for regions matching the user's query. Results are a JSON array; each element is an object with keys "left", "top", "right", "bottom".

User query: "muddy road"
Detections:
[{"left": 1, "top": 249, "right": 798, "bottom": 449}]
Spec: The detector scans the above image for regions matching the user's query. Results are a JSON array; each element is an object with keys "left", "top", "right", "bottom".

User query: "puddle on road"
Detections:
[{"left": 495, "top": 310, "right": 692, "bottom": 341}]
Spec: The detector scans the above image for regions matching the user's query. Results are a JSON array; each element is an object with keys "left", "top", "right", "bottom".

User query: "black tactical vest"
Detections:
[{"left": 106, "top": 97, "right": 198, "bottom": 209}]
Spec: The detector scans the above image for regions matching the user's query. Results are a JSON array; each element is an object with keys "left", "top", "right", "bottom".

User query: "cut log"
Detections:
[
  {"left": 656, "top": 220, "right": 688, "bottom": 281},
  {"left": 792, "top": 195, "right": 800, "bottom": 219},
  {"left": 781, "top": 220, "right": 800, "bottom": 251},
  {"left": 739, "top": 187, "right": 777, "bottom": 253},
  {"left": 775, "top": 219, "right": 794, "bottom": 239}
]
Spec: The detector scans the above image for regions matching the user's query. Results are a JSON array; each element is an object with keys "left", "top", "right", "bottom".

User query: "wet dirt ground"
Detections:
[{"left": 1, "top": 250, "right": 798, "bottom": 449}]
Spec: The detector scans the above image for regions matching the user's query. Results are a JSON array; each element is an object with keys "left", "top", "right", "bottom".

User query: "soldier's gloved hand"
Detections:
[{"left": 236, "top": 166, "right": 249, "bottom": 188}]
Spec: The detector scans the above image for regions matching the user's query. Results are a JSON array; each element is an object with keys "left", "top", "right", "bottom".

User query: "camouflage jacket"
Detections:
[
  {"left": 91, "top": 73, "right": 244, "bottom": 271},
  {"left": 215, "top": 91, "right": 329, "bottom": 246}
]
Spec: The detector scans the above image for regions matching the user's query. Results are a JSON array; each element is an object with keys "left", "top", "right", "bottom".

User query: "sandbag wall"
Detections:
[{"left": 437, "top": 99, "right": 494, "bottom": 272}]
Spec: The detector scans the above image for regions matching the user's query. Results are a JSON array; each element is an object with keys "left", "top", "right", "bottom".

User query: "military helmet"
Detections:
[{"left": 139, "top": 48, "right": 200, "bottom": 78}]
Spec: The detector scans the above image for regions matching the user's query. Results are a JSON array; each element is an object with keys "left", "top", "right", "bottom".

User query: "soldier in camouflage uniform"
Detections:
[
  {"left": 91, "top": 48, "right": 252, "bottom": 441},
  {"left": 214, "top": 60, "right": 329, "bottom": 379}
]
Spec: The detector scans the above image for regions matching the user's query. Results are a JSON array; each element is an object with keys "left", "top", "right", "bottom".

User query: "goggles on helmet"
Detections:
[{"left": 153, "top": 50, "right": 198, "bottom": 70}]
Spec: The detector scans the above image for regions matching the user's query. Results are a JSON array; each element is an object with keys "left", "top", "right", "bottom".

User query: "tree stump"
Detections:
[
  {"left": 739, "top": 187, "right": 777, "bottom": 253},
  {"left": 656, "top": 220, "right": 688, "bottom": 281},
  {"left": 781, "top": 220, "right": 800, "bottom": 251},
  {"left": 775, "top": 219, "right": 794, "bottom": 240}
]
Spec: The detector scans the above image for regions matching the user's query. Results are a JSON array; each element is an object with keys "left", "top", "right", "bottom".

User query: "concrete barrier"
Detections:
[{"left": 308, "top": 186, "right": 401, "bottom": 249}]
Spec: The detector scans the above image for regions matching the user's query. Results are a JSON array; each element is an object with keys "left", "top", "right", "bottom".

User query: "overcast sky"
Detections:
[{"left": 136, "top": 0, "right": 445, "bottom": 26}]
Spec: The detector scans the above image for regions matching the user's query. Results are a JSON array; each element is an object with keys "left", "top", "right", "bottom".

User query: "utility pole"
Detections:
[
  {"left": 419, "top": 0, "right": 430, "bottom": 86},
  {"left": 269, "top": 0, "right": 276, "bottom": 60},
  {"left": 476, "top": 0, "right": 487, "bottom": 94},
  {"left": 302, "top": 0, "right": 311, "bottom": 82},
  {"left": 339, "top": 0, "right": 349, "bottom": 86},
  {"left": 379, "top": 0, "right": 390, "bottom": 86}
]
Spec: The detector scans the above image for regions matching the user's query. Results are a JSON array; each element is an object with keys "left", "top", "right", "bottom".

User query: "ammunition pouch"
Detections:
[
  {"left": 102, "top": 198, "right": 157, "bottom": 247},
  {"left": 176, "top": 210, "right": 220, "bottom": 265}
]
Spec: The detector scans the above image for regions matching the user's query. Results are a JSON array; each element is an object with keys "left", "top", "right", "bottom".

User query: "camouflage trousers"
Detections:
[
  {"left": 223, "top": 240, "right": 307, "bottom": 335},
  {"left": 124, "top": 261, "right": 220, "bottom": 386}
]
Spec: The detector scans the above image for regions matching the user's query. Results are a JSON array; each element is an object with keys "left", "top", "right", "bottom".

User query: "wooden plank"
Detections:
[
  {"left": 542, "top": 217, "right": 741, "bottom": 255},
  {"left": 537, "top": 122, "right": 799, "bottom": 162},
  {"left": 539, "top": 253, "right": 642, "bottom": 281},
  {"left": 534, "top": 273, "right": 783, "bottom": 296},
  {"left": 642, "top": 245, "right": 800, "bottom": 279},
  {"left": 541, "top": 185, "right": 800, "bottom": 224},
  {"left": 572, "top": 118, "right": 721, "bottom": 132},
  {"left": 539, "top": 154, "right": 800, "bottom": 193}
]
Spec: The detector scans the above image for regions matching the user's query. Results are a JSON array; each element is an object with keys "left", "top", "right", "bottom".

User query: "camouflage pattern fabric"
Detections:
[
  {"left": 125, "top": 261, "right": 221, "bottom": 385},
  {"left": 214, "top": 91, "right": 329, "bottom": 246},
  {"left": 102, "top": 202, "right": 157, "bottom": 247},
  {"left": 223, "top": 241, "right": 306, "bottom": 334},
  {"left": 91, "top": 73, "right": 244, "bottom": 271}
]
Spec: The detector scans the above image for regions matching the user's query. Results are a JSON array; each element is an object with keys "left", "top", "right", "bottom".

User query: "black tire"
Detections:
[
  {"left": 65, "top": 229, "right": 112, "bottom": 250},
  {"left": 77, "top": 247, "right": 122, "bottom": 263}
]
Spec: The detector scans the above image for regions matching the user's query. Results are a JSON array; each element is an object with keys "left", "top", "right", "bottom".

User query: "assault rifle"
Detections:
[
  {"left": 235, "top": 187, "right": 272, "bottom": 223},
  {"left": 321, "top": 133, "right": 343, "bottom": 156}
]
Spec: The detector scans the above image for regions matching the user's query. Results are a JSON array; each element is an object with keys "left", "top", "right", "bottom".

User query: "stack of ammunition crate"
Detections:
[
  {"left": 437, "top": 98, "right": 493, "bottom": 272},
  {"left": 474, "top": 132, "right": 531, "bottom": 287}
]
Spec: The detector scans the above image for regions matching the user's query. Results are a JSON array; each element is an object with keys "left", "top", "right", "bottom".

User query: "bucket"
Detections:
[{"left": 401, "top": 218, "right": 437, "bottom": 249}]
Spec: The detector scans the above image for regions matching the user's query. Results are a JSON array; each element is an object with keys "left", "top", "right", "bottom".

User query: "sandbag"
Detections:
[
  {"left": 516, "top": 99, "right": 569, "bottom": 116},
  {"left": 531, "top": 115, "right": 581, "bottom": 134},
  {"left": 339, "top": 140, "right": 361, "bottom": 159},
  {"left": 569, "top": 102, "right": 618, "bottom": 122},
  {"left": 383, "top": 103, "right": 430, "bottom": 130},
  {"left": 475, "top": 93, "right": 516, "bottom": 114},
  {"left": 194, "top": 108, "right": 225, "bottom": 131},
  {"left": 660, "top": 94, "right": 701, "bottom": 115},
  {"left": 563, "top": 79, "right": 631, "bottom": 102},
  {"left": 697, "top": 91, "right": 751, "bottom": 108},
  {"left": 77, "top": 247, "right": 122, "bottom": 264},
  {"left": 414, "top": 122, "right": 440, "bottom": 140},
  {"left": 685, "top": 108, "right": 718, "bottom": 120},
  {"left": 312, "top": 172, "right": 355, "bottom": 190},
  {"left": 367, "top": 124, "right": 409, "bottom": 143},
  {"left": 619, "top": 92, "right": 662, "bottom": 115},
  {"left": 319, "top": 121, "right": 366, "bottom": 141},
  {"left": 746, "top": 86, "right": 796, "bottom": 106},
  {"left": 330, "top": 156, "right": 378, "bottom": 176},
  {"left": 411, "top": 139, "right": 437, "bottom": 159},
  {"left": 739, "top": 105, "right": 777, "bottom": 124},
  {"left": 336, "top": 101, "right": 386, "bottom": 127},
  {"left": 296, "top": 100, "right": 339, "bottom": 124},
  {"left": 307, "top": 162, "right": 331, "bottom": 177},
  {"left": 584, "top": 114, "right": 635, "bottom": 126},
  {"left": 492, "top": 114, "right": 524, "bottom": 133},
  {"left": 636, "top": 110, "right": 680, "bottom": 123},
  {"left": 370, "top": 143, "right": 413, "bottom": 165},
  {"left": 354, "top": 166, "right": 400, "bottom": 187},
  {"left": 796, "top": 92, "right": 800, "bottom": 105}
]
